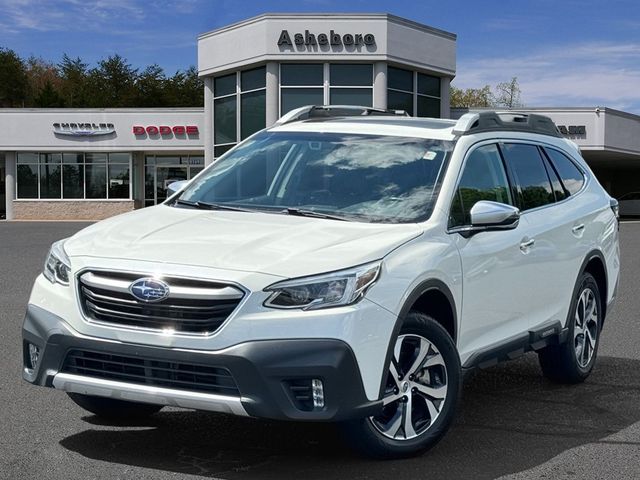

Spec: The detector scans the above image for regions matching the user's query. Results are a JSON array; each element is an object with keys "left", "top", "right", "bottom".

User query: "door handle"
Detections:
[
  {"left": 572, "top": 224, "right": 585, "bottom": 234},
  {"left": 520, "top": 238, "right": 535, "bottom": 251}
]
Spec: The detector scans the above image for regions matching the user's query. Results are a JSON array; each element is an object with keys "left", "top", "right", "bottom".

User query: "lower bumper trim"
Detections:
[{"left": 52, "top": 373, "right": 249, "bottom": 416}]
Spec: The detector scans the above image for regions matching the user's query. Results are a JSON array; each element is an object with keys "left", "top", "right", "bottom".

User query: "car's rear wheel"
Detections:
[
  {"left": 538, "top": 272, "right": 601, "bottom": 383},
  {"left": 67, "top": 393, "right": 163, "bottom": 419},
  {"left": 341, "top": 311, "right": 461, "bottom": 459}
]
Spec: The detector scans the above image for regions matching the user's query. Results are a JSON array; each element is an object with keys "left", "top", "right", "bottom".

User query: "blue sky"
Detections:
[{"left": 1, "top": 0, "right": 639, "bottom": 112}]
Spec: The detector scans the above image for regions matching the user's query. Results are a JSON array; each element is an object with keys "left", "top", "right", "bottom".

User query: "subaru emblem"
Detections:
[{"left": 129, "top": 277, "right": 170, "bottom": 303}]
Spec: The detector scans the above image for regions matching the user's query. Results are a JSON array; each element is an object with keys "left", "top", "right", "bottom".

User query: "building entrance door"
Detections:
[
  {"left": 0, "top": 154, "right": 6, "bottom": 219},
  {"left": 144, "top": 155, "right": 205, "bottom": 206}
]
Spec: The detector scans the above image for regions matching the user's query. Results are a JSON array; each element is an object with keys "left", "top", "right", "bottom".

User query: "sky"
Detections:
[{"left": 1, "top": 0, "right": 639, "bottom": 112}]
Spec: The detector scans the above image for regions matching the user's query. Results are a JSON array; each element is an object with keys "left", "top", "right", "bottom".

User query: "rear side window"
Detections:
[
  {"left": 501, "top": 143, "right": 554, "bottom": 211},
  {"left": 544, "top": 148, "right": 585, "bottom": 196},
  {"left": 449, "top": 144, "right": 512, "bottom": 228}
]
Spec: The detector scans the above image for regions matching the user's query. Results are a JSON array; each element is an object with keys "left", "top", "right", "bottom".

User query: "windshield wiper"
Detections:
[
  {"left": 175, "top": 199, "right": 254, "bottom": 212},
  {"left": 282, "top": 207, "right": 349, "bottom": 221}
]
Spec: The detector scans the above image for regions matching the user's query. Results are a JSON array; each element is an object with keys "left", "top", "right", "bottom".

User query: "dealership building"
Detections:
[{"left": 1, "top": 12, "right": 639, "bottom": 220}]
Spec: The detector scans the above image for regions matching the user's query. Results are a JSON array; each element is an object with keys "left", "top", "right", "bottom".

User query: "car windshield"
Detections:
[{"left": 177, "top": 131, "right": 454, "bottom": 223}]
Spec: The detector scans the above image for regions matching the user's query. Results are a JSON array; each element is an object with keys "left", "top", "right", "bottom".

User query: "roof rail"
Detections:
[
  {"left": 274, "top": 105, "right": 409, "bottom": 126},
  {"left": 452, "top": 111, "right": 562, "bottom": 138}
]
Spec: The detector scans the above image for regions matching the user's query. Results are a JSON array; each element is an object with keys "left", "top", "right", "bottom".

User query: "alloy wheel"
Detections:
[
  {"left": 369, "top": 334, "right": 448, "bottom": 440},
  {"left": 574, "top": 287, "right": 599, "bottom": 368}
]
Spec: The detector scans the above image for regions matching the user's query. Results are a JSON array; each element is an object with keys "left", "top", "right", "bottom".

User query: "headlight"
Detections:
[
  {"left": 264, "top": 261, "right": 381, "bottom": 310},
  {"left": 43, "top": 239, "right": 71, "bottom": 286}
]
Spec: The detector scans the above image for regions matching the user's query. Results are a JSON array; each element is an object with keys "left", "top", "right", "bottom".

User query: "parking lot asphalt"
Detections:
[{"left": 1, "top": 220, "right": 639, "bottom": 480}]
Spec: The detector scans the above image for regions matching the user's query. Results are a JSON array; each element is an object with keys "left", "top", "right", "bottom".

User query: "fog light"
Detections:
[
  {"left": 311, "top": 379, "right": 325, "bottom": 409},
  {"left": 28, "top": 343, "right": 40, "bottom": 370}
]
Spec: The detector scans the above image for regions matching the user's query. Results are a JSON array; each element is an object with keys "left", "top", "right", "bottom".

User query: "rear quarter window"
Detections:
[{"left": 544, "top": 147, "right": 585, "bottom": 196}]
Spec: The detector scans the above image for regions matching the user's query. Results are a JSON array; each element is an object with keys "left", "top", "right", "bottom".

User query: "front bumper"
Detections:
[{"left": 23, "top": 304, "right": 382, "bottom": 421}]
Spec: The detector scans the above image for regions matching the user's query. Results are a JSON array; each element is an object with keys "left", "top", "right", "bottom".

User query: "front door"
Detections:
[
  {"left": 144, "top": 155, "right": 205, "bottom": 206},
  {"left": 449, "top": 143, "right": 532, "bottom": 360}
]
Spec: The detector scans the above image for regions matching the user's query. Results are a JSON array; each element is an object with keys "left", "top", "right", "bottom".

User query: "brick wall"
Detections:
[{"left": 13, "top": 201, "right": 135, "bottom": 220}]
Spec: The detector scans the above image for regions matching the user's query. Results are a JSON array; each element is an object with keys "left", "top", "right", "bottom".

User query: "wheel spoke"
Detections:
[
  {"left": 424, "top": 352, "right": 445, "bottom": 368},
  {"left": 388, "top": 358, "right": 401, "bottom": 387},
  {"left": 425, "top": 398, "right": 440, "bottom": 422},
  {"left": 414, "top": 382, "right": 447, "bottom": 400},
  {"left": 406, "top": 338, "right": 431, "bottom": 376},
  {"left": 382, "top": 391, "right": 403, "bottom": 406},
  {"left": 402, "top": 397, "right": 416, "bottom": 439},
  {"left": 585, "top": 326, "right": 596, "bottom": 348},
  {"left": 383, "top": 407, "right": 403, "bottom": 438},
  {"left": 574, "top": 322, "right": 584, "bottom": 340}
]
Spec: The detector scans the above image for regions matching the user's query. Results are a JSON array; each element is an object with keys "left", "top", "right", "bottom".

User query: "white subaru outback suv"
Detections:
[{"left": 23, "top": 107, "right": 620, "bottom": 458}]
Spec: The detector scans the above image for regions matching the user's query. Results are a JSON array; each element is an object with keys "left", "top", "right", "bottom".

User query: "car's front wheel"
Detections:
[
  {"left": 341, "top": 311, "right": 461, "bottom": 459},
  {"left": 67, "top": 393, "right": 163, "bottom": 419}
]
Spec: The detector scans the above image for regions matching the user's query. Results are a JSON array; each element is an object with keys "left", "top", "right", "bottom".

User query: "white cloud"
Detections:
[
  {"left": 455, "top": 41, "right": 640, "bottom": 112},
  {"left": 0, "top": 0, "right": 151, "bottom": 33}
]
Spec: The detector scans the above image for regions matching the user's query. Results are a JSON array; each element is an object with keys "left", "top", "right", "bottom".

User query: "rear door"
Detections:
[{"left": 500, "top": 142, "right": 587, "bottom": 332}]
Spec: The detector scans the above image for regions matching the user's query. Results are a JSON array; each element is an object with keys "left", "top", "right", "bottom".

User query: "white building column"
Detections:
[
  {"left": 373, "top": 62, "right": 387, "bottom": 110},
  {"left": 203, "top": 76, "right": 214, "bottom": 166},
  {"left": 440, "top": 77, "right": 451, "bottom": 119},
  {"left": 265, "top": 62, "right": 280, "bottom": 125},
  {"left": 5, "top": 151, "right": 15, "bottom": 220}
]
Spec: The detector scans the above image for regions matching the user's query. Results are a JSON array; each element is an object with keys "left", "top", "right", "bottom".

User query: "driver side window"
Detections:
[{"left": 449, "top": 144, "right": 513, "bottom": 228}]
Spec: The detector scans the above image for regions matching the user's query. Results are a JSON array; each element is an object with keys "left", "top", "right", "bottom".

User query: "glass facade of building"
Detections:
[
  {"left": 16, "top": 152, "right": 131, "bottom": 200},
  {"left": 213, "top": 66, "right": 266, "bottom": 158},
  {"left": 387, "top": 66, "right": 441, "bottom": 117}
]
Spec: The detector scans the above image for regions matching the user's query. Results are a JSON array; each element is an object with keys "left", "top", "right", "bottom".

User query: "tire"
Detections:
[
  {"left": 538, "top": 272, "right": 602, "bottom": 384},
  {"left": 67, "top": 393, "right": 163, "bottom": 419},
  {"left": 341, "top": 311, "right": 461, "bottom": 459}
]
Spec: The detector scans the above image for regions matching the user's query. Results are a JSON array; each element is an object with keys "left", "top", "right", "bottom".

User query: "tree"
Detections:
[
  {"left": 87, "top": 54, "right": 138, "bottom": 107},
  {"left": 135, "top": 64, "right": 167, "bottom": 106},
  {"left": 24, "top": 56, "right": 62, "bottom": 106},
  {"left": 34, "top": 79, "right": 65, "bottom": 107},
  {"left": 167, "top": 66, "right": 204, "bottom": 106},
  {"left": 493, "top": 77, "right": 522, "bottom": 108},
  {"left": 450, "top": 77, "right": 524, "bottom": 109},
  {"left": 450, "top": 85, "right": 493, "bottom": 108},
  {"left": 58, "top": 54, "right": 89, "bottom": 107},
  {"left": 0, "top": 47, "right": 27, "bottom": 107}
]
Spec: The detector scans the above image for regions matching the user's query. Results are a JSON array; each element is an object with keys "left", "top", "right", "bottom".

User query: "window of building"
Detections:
[
  {"left": 280, "top": 63, "right": 375, "bottom": 115},
  {"left": 449, "top": 144, "right": 512, "bottom": 228},
  {"left": 213, "top": 66, "right": 266, "bottom": 158},
  {"left": 329, "top": 64, "right": 373, "bottom": 107},
  {"left": 144, "top": 154, "right": 205, "bottom": 206},
  {"left": 16, "top": 152, "right": 131, "bottom": 200},
  {"left": 387, "top": 66, "right": 441, "bottom": 117},
  {"left": 501, "top": 144, "right": 555, "bottom": 211},
  {"left": 280, "top": 64, "right": 324, "bottom": 114}
]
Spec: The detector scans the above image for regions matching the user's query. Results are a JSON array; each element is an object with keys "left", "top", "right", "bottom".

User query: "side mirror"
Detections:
[
  {"left": 166, "top": 179, "right": 188, "bottom": 197},
  {"left": 454, "top": 201, "right": 520, "bottom": 237},
  {"left": 470, "top": 200, "right": 520, "bottom": 229}
]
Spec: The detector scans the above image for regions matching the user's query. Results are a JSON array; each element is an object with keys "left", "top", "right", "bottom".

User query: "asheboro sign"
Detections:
[{"left": 277, "top": 29, "right": 375, "bottom": 48}]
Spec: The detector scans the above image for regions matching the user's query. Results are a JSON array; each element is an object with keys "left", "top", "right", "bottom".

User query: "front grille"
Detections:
[
  {"left": 78, "top": 271, "right": 244, "bottom": 335},
  {"left": 62, "top": 349, "right": 240, "bottom": 396}
]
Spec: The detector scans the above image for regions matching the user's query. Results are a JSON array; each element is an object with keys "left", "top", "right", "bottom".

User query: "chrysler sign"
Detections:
[{"left": 53, "top": 122, "right": 115, "bottom": 136}]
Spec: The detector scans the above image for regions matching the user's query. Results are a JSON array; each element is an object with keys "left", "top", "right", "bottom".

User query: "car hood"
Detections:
[{"left": 65, "top": 205, "right": 423, "bottom": 279}]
